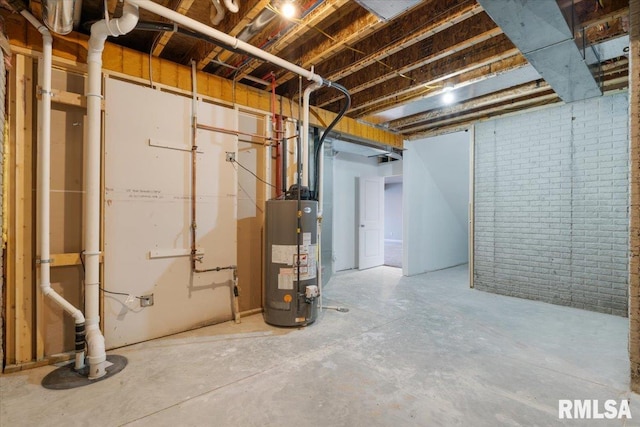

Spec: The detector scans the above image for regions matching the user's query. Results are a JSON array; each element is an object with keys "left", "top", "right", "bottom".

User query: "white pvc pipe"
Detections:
[
  {"left": 85, "top": 2, "right": 139, "bottom": 380},
  {"left": 223, "top": 0, "right": 239, "bottom": 13},
  {"left": 126, "top": 0, "right": 323, "bottom": 86},
  {"left": 209, "top": 0, "right": 225, "bottom": 25},
  {"left": 317, "top": 139, "right": 325, "bottom": 310},
  {"left": 21, "top": 10, "right": 87, "bottom": 371},
  {"left": 302, "top": 84, "right": 319, "bottom": 187}
]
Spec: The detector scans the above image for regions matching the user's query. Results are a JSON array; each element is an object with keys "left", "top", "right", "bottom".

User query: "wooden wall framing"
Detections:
[{"left": 5, "top": 54, "right": 35, "bottom": 366}]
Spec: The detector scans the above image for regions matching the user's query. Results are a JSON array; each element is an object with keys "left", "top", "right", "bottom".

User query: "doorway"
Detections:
[{"left": 384, "top": 175, "right": 403, "bottom": 268}]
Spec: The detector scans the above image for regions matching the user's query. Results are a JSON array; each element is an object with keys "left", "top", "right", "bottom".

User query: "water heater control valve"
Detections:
[{"left": 305, "top": 285, "right": 319, "bottom": 299}]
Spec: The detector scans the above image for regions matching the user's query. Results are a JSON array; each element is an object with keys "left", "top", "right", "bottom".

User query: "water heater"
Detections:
[{"left": 264, "top": 199, "right": 319, "bottom": 326}]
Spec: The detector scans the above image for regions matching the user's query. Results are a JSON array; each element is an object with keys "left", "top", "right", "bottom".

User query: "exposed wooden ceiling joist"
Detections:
[
  {"left": 194, "top": 0, "right": 272, "bottom": 70},
  {"left": 346, "top": 35, "right": 519, "bottom": 116},
  {"left": 276, "top": 0, "right": 482, "bottom": 97},
  {"left": 405, "top": 63, "right": 629, "bottom": 139},
  {"left": 233, "top": 0, "right": 352, "bottom": 82},
  {"left": 271, "top": 5, "right": 382, "bottom": 87},
  {"left": 151, "top": 0, "right": 197, "bottom": 56},
  {"left": 315, "top": 12, "right": 501, "bottom": 108}
]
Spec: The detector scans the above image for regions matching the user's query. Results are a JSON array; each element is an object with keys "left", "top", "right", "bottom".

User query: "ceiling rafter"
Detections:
[
  {"left": 407, "top": 72, "right": 628, "bottom": 139},
  {"left": 346, "top": 36, "right": 519, "bottom": 116},
  {"left": 315, "top": 12, "right": 501, "bottom": 108},
  {"left": 151, "top": 0, "right": 198, "bottom": 57},
  {"left": 356, "top": 52, "right": 529, "bottom": 120},
  {"left": 195, "top": 0, "right": 272, "bottom": 70},
  {"left": 232, "top": 0, "right": 352, "bottom": 82},
  {"left": 405, "top": 60, "right": 628, "bottom": 138},
  {"left": 323, "top": 0, "right": 483, "bottom": 84},
  {"left": 391, "top": 80, "right": 553, "bottom": 130}
]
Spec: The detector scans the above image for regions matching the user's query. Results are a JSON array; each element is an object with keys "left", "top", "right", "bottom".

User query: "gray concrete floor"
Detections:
[{"left": 1, "top": 265, "right": 637, "bottom": 426}]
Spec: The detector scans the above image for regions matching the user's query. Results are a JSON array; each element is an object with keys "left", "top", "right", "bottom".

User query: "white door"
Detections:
[{"left": 358, "top": 176, "right": 384, "bottom": 270}]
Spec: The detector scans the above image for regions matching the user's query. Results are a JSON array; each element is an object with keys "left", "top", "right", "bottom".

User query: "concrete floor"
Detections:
[{"left": 1, "top": 265, "right": 637, "bottom": 426}]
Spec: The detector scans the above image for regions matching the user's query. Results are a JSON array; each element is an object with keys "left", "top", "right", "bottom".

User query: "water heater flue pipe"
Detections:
[
  {"left": 126, "top": 0, "right": 323, "bottom": 86},
  {"left": 85, "top": 1, "right": 139, "bottom": 380},
  {"left": 20, "top": 9, "right": 87, "bottom": 372},
  {"left": 209, "top": 0, "right": 225, "bottom": 26},
  {"left": 222, "top": 0, "right": 239, "bottom": 13}
]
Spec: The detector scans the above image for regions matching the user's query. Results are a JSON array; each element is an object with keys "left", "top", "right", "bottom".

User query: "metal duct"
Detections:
[
  {"left": 477, "top": 0, "right": 602, "bottom": 103},
  {"left": 353, "top": 0, "right": 421, "bottom": 21},
  {"left": 42, "top": 0, "right": 76, "bottom": 35}
]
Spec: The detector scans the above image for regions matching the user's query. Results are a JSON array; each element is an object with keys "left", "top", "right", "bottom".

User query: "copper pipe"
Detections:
[{"left": 196, "top": 123, "right": 271, "bottom": 142}]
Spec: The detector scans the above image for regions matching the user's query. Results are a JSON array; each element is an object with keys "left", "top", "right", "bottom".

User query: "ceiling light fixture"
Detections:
[
  {"left": 442, "top": 83, "right": 455, "bottom": 105},
  {"left": 281, "top": 1, "right": 297, "bottom": 19}
]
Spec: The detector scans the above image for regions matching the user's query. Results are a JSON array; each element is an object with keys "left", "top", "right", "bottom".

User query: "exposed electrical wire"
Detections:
[
  {"left": 230, "top": 159, "right": 276, "bottom": 189},
  {"left": 79, "top": 251, "right": 144, "bottom": 300}
]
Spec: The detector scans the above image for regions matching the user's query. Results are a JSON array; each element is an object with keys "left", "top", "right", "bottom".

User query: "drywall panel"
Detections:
[
  {"left": 236, "top": 110, "right": 267, "bottom": 311},
  {"left": 404, "top": 131, "right": 470, "bottom": 275},
  {"left": 104, "top": 78, "right": 237, "bottom": 348}
]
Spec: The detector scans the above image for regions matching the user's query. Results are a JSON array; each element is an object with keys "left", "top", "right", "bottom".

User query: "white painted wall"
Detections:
[
  {"left": 332, "top": 152, "right": 379, "bottom": 271},
  {"left": 404, "top": 131, "right": 470, "bottom": 275},
  {"left": 103, "top": 78, "right": 237, "bottom": 348},
  {"left": 332, "top": 150, "right": 403, "bottom": 271},
  {"left": 384, "top": 182, "right": 403, "bottom": 241}
]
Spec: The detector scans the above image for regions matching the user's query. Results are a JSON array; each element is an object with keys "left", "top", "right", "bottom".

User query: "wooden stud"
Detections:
[{"left": 8, "top": 54, "right": 35, "bottom": 364}]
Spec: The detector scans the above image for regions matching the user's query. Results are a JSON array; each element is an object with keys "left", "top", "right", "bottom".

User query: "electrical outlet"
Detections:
[
  {"left": 140, "top": 294, "right": 154, "bottom": 307},
  {"left": 225, "top": 152, "right": 235, "bottom": 162}
]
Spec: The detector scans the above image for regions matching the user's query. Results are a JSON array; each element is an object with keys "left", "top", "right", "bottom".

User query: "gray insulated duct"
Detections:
[
  {"left": 42, "top": 0, "right": 77, "bottom": 35},
  {"left": 477, "top": 0, "right": 602, "bottom": 103}
]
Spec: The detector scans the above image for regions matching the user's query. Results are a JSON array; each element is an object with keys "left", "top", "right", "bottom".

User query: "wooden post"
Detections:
[
  {"left": 7, "top": 54, "right": 35, "bottom": 364},
  {"left": 629, "top": 0, "right": 640, "bottom": 394}
]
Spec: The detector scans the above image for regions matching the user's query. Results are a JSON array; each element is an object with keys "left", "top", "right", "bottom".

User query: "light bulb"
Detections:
[
  {"left": 282, "top": 1, "right": 296, "bottom": 19},
  {"left": 442, "top": 83, "right": 455, "bottom": 104}
]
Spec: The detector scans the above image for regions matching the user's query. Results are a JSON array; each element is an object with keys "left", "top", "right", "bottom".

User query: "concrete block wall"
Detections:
[{"left": 474, "top": 93, "right": 629, "bottom": 316}]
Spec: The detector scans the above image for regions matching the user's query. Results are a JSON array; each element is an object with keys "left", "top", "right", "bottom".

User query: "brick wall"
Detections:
[
  {"left": 628, "top": 0, "right": 639, "bottom": 394},
  {"left": 474, "top": 93, "right": 629, "bottom": 316}
]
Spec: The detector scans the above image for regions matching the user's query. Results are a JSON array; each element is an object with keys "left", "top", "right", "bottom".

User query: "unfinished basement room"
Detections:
[{"left": 0, "top": 0, "right": 639, "bottom": 425}]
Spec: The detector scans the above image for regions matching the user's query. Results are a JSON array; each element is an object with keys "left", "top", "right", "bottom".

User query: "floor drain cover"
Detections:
[{"left": 42, "top": 355, "right": 128, "bottom": 390}]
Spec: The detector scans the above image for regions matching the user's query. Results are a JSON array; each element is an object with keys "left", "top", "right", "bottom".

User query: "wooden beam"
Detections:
[
  {"left": 316, "top": 12, "right": 501, "bottom": 108},
  {"left": 629, "top": 0, "right": 640, "bottom": 395},
  {"left": 37, "top": 87, "right": 87, "bottom": 108},
  {"left": 348, "top": 36, "right": 520, "bottom": 117},
  {"left": 195, "top": 0, "right": 272, "bottom": 70},
  {"left": 392, "top": 80, "right": 553, "bottom": 130},
  {"left": 271, "top": 2, "right": 381, "bottom": 86},
  {"left": 8, "top": 55, "right": 35, "bottom": 364},
  {"left": 151, "top": 0, "right": 198, "bottom": 57},
  {"left": 405, "top": 74, "right": 628, "bottom": 139},
  {"left": 278, "top": 0, "right": 482, "bottom": 96},
  {"left": 325, "top": 0, "right": 483, "bottom": 84}
]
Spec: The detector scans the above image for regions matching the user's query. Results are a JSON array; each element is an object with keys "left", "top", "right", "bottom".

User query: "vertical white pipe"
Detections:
[
  {"left": 85, "top": 2, "right": 139, "bottom": 380},
  {"left": 21, "top": 10, "right": 87, "bottom": 371},
  {"left": 302, "top": 84, "right": 320, "bottom": 187},
  {"left": 317, "top": 141, "right": 325, "bottom": 309}
]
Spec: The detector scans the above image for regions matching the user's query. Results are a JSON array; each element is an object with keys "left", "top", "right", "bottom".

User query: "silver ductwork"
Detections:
[
  {"left": 42, "top": 0, "right": 76, "bottom": 35},
  {"left": 477, "top": 0, "right": 602, "bottom": 103}
]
